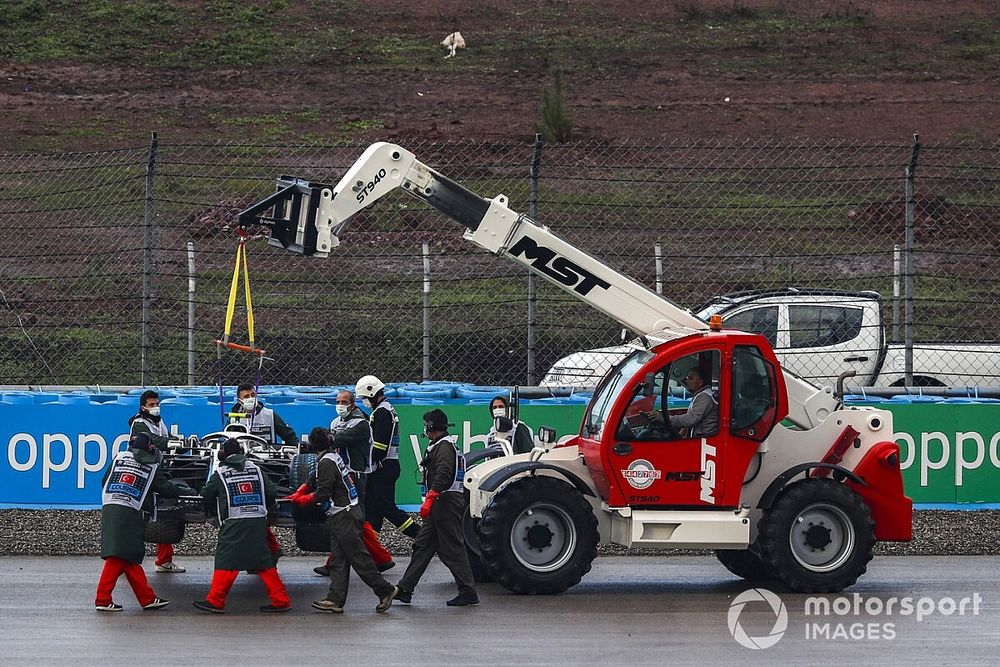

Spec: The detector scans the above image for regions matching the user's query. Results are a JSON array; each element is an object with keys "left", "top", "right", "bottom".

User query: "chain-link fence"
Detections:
[{"left": 1, "top": 136, "right": 998, "bottom": 388}]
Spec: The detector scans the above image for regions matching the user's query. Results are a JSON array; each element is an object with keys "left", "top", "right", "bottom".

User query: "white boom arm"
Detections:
[{"left": 241, "top": 142, "right": 836, "bottom": 428}]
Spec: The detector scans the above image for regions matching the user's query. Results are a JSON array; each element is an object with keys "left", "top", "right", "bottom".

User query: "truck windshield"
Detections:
[{"left": 584, "top": 350, "right": 655, "bottom": 438}]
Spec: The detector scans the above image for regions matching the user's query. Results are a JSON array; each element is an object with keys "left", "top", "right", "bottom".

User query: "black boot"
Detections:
[{"left": 446, "top": 591, "right": 479, "bottom": 607}]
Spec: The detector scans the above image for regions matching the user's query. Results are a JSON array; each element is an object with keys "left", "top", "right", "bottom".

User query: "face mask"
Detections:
[
  {"left": 146, "top": 406, "right": 160, "bottom": 417},
  {"left": 241, "top": 397, "right": 257, "bottom": 411},
  {"left": 492, "top": 407, "right": 506, "bottom": 418},
  {"left": 361, "top": 398, "right": 372, "bottom": 409},
  {"left": 335, "top": 404, "right": 349, "bottom": 417}
]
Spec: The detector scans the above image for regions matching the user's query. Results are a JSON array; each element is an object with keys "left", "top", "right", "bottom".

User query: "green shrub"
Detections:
[{"left": 536, "top": 68, "right": 573, "bottom": 144}]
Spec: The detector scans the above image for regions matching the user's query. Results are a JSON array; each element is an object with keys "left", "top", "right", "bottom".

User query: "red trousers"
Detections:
[
  {"left": 327, "top": 521, "right": 392, "bottom": 567},
  {"left": 155, "top": 544, "right": 174, "bottom": 566},
  {"left": 265, "top": 527, "right": 281, "bottom": 556},
  {"left": 206, "top": 568, "right": 290, "bottom": 609},
  {"left": 96, "top": 556, "right": 156, "bottom": 607}
]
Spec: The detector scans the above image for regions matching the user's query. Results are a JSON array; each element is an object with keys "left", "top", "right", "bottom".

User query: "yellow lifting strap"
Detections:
[{"left": 217, "top": 239, "right": 263, "bottom": 355}]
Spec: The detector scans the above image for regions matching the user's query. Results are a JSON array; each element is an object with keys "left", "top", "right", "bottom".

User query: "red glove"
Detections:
[
  {"left": 419, "top": 490, "right": 440, "bottom": 519},
  {"left": 291, "top": 492, "right": 316, "bottom": 507},
  {"left": 279, "top": 483, "right": 312, "bottom": 503}
]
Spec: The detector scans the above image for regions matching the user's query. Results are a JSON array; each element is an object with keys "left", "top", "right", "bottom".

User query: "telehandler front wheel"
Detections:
[
  {"left": 758, "top": 478, "right": 875, "bottom": 593},
  {"left": 715, "top": 545, "right": 773, "bottom": 582},
  {"left": 478, "top": 476, "right": 598, "bottom": 595}
]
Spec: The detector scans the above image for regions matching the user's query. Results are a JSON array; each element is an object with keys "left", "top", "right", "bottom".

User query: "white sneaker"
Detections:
[
  {"left": 95, "top": 602, "right": 123, "bottom": 612},
  {"left": 143, "top": 597, "right": 171, "bottom": 610},
  {"left": 155, "top": 561, "right": 186, "bottom": 573}
]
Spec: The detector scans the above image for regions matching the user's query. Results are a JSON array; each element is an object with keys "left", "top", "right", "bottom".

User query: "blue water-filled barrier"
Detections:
[{"left": 4, "top": 383, "right": 998, "bottom": 409}]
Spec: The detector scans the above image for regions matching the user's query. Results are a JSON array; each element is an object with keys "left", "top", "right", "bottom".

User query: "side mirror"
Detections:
[
  {"left": 642, "top": 372, "right": 656, "bottom": 397},
  {"left": 537, "top": 426, "right": 556, "bottom": 445}
]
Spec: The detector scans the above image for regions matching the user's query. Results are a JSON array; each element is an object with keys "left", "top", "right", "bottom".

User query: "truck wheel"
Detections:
[
  {"left": 715, "top": 546, "right": 772, "bottom": 581},
  {"left": 758, "top": 478, "right": 874, "bottom": 593},
  {"left": 479, "top": 476, "right": 598, "bottom": 595},
  {"left": 144, "top": 519, "right": 185, "bottom": 545}
]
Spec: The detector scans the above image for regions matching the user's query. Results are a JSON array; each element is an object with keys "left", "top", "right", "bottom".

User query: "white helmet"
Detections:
[{"left": 355, "top": 375, "right": 385, "bottom": 399}]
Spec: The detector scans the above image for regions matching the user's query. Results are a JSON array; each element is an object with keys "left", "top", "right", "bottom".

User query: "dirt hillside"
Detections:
[{"left": 0, "top": 0, "right": 998, "bottom": 149}]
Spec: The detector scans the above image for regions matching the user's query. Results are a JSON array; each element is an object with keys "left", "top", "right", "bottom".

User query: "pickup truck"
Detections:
[{"left": 541, "top": 288, "right": 1000, "bottom": 389}]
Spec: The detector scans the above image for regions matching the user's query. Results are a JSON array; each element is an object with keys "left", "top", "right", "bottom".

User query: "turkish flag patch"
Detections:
[
  {"left": 237, "top": 482, "right": 254, "bottom": 494},
  {"left": 120, "top": 473, "right": 136, "bottom": 486}
]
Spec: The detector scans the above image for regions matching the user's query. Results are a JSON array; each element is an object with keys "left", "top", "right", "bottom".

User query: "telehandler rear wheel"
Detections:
[
  {"left": 479, "top": 476, "right": 598, "bottom": 595},
  {"left": 758, "top": 478, "right": 874, "bottom": 593}
]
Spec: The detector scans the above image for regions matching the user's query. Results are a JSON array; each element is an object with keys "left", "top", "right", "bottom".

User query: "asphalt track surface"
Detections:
[{"left": 1, "top": 555, "right": 997, "bottom": 665}]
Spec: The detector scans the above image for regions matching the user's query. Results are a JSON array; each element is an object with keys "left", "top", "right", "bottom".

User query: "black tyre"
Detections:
[
  {"left": 295, "top": 522, "right": 331, "bottom": 552},
  {"left": 758, "top": 478, "right": 875, "bottom": 593},
  {"left": 479, "top": 476, "right": 598, "bottom": 595},
  {"left": 144, "top": 519, "right": 185, "bottom": 545},
  {"left": 462, "top": 505, "right": 495, "bottom": 583},
  {"left": 715, "top": 546, "right": 772, "bottom": 581},
  {"left": 288, "top": 453, "right": 317, "bottom": 489},
  {"left": 461, "top": 448, "right": 506, "bottom": 584}
]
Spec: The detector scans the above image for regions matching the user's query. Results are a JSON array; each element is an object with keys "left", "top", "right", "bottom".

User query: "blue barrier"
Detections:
[{"left": 3, "top": 386, "right": 998, "bottom": 510}]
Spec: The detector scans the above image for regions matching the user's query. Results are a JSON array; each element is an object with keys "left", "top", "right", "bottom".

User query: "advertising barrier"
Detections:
[{"left": 1, "top": 398, "right": 997, "bottom": 508}]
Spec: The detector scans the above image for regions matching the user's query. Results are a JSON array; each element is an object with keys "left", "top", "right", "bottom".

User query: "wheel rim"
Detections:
[
  {"left": 788, "top": 502, "right": 855, "bottom": 572},
  {"left": 509, "top": 502, "right": 577, "bottom": 572}
]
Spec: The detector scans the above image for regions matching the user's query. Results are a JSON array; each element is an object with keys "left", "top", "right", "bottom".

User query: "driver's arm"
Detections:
[{"left": 669, "top": 393, "right": 713, "bottom": 430}]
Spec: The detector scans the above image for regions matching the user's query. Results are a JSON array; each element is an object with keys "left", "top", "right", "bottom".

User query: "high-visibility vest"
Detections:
[
  {"left": 216, "top": 460, "right": 268, "bottom": 522},
  {"left": 330, "top": 413, "right": 375, "bottom": 473},
  {"left": 421, "top": 435, "right": 465, "bottom": 496},
  {"left": 370, "top": 401, "right": 400, "bottom": 461},
  {"left": 320, "top": 451, "right": 359, "bottom": 516},
  {"left": 102, "top": 450, "right": 157, "bottom": 512},
  {"left": 130, "top": 416, "right": 168, "bottom": 438},
  {"left": 233, "top": 406, "right": 276, "bottom": 442}
]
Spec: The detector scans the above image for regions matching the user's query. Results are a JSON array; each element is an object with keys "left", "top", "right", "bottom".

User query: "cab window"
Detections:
[
  {"left": 730, "top": 345, "right": 779, "bottom": 442},
  {"left": 584, "top": 350, "right": 654, "bottom": 439},
  {"left": 615, "top": 350, "right": 721, "bottom": 442}
]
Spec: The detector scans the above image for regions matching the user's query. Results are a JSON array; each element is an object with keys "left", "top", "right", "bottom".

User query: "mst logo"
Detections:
[
  {"left": 700, "top": 439, "right": 717, "bottom": 504},
  {"left": 508, "top": 235, "right": 612, "bottom": 296}
]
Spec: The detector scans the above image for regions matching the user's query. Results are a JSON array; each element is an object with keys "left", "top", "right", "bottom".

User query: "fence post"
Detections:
[
  {"left": 654, "top": 242, "right": 663, "bottom": 294},
  {"left": 187, "top": 241, "right": 196, "bottom": 386},
  {"left": 526, "top": 134, "right": 544, "bottom": 385},
  {"left": 892, "top": 244, "right": 901, "bottom": 343},
  {"left": 422, "top": 241, "right": 431, "bottom": 381},
  {"left": 141, "top": 132, "right": 157, "bottom": 386},
  {"left": 903, "top": 133, "right": 920, "bottom": 385}
]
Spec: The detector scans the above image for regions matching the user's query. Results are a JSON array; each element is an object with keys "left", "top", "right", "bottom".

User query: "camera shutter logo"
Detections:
[
  {"left": 727, "top": 588, "right": 788, "bottom": 650},
  {"left": 621, "top": 459, "right": 661, "bottom": 490}
]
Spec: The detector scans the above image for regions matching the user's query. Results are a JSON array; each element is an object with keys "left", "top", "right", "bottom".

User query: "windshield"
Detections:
[
  {"left": 695, "top": 299, "right": 732, "bottom": 319},
  {"left": 584, "top": 350, "right": 655, "bottom": 438}
]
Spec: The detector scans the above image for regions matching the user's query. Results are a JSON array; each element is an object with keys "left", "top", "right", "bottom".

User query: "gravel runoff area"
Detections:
[{"left": 0, "top": 509, "right": 997, "bottom": 557}]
